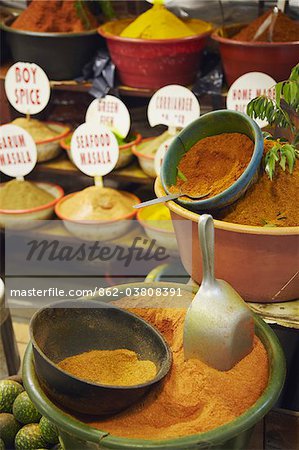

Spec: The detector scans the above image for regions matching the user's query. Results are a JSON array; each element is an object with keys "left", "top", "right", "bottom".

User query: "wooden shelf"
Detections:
[{"left": 30, "top": 153, "right": 153, "bottom": 186}]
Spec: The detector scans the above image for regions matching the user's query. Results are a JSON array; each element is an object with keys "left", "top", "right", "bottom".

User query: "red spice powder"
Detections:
[
  {"left": 233, "top": 10, "right": 299, "bottom": 42},
  {"left": 11, "top": 0, "right": 98, "bottom": 33}
]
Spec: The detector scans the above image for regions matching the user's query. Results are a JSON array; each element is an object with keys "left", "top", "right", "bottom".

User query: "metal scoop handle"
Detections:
[
  {"left": 133, "top": 193, "right": 181, "bottom": 209},
  {"left": 199, "top": 215, "right": 215, "bottom": 287}
]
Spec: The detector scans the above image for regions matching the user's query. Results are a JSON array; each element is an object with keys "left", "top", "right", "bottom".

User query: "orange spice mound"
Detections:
[
  {"left": 86, "top": 294, "right": 269, "bottom": 440},
  {"left": 11, "top": 0, "right": 98, "bottom": 33},
  {"left": 170, "top": 133, "right": 254, "bottom": 199},
  {"left": 233, "top": 10, "right": 299, "bottom": 42},
  {"left": 218, "top": 140, "right": 299, "bottom": 227},
  {"left": 58, "top": 349, "right": 157, "bottom": 386}
]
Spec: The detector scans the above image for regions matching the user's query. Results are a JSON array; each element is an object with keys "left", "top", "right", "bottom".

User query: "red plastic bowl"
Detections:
[
  {"left": 212, "top": 24, "right": 299, "bottom": 86},
  {"left": 98, "top": 19, "right": 212, "bottom": 89}
]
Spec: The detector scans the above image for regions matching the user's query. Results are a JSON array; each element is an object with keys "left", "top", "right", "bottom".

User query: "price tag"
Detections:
[
  {"left": 148, "top": 85, "right": 200, "bottom": 129},
  {"left": 85, "top": 95, "right": 131, "bottom": 138},
  {"left": 226, "top": 72, "right": 276, "bottom": 128},
  {"left": 0, "top": 124, "right": 37, "bottom": 178},
  {"left": 5, "top": 62, "right": 50, "bottom": 115},
  {"left": 154, "top": 136, "right": 176, "bottom": 176},
  {"left": 70, "top": 123, "right": 119, "bottom": 178}
]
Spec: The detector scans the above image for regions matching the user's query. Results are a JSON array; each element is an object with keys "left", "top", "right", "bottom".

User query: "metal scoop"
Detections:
[
  {"left": 133, "top": 191, "right": 211, "bottom": 209},
  {"left": 184, "top": 214, "right": 254, "bottom": 371},
  {"left": 252, "top": 6, "right": 279, "bottom": 42}
]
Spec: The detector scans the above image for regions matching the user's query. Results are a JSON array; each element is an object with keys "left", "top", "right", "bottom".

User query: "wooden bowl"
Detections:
[{"left": 30, "top": 299, "right": 172, "bottom": 416}]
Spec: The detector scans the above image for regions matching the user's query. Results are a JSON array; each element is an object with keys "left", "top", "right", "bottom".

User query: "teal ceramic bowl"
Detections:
[{"left": 161, "top": 110, "right": 264, "bottom": 212}]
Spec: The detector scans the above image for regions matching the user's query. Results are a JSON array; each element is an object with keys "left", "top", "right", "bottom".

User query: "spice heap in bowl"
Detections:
[
  {"left": 24, "top": 284, "right": 285, "bottom": 448},
  {"left": 55, "top": 186, "right": 139, "bottom": 241},
  {"left": 137, "top": 204, "right": 177, "bottom": 251},
  {"left": 161, "top": 110, "right": 263, "bottom": 212},
  {"left": 132, "top": 131, "right": 178, "bottom": 178},
  {"left": 1, "top": 0, "right": 105, "bottom": 80},
  {"left": 0, "top": 179, "right": 64, "bottom": 229},
  {"left": 212, "top": 9, "right": 299, "bottom": 85},
  {"left": 30, "top": 298, "right": 171, "bottom": 415},
  {"left": 155, "top": 74, "right": 299, "bottom": 302},
  {"left": 98, "top": 2, "right": 213, "bottom": 89},
  {"left": 12, "top": 118, "right": 70, "bottom": 162}
]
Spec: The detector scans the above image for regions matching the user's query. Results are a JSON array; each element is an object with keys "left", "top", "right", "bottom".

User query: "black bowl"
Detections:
[
  {"left": 1, "top": 17, "right": 104, "bottom": 80},
  {"left": 30, "top": 299, "right": 172, "bottom": 416}
]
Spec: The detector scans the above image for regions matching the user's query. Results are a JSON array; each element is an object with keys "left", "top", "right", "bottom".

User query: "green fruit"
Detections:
[
  {"left": 0, "top": 413, "right": 21, "bottom": 447},
  {"left": 0, "top": 380, "right": 24, "bottom": 413},
  {"left": 15, "top": 424, "right": 47, "bottom": 450},
  {"left": 7, "top": 376, "right": 23, "bottom": 386},
  {"left": 0, "top": 437, "right": 5, "bottom": 450},
  {"left": 39, "top": 417, "right": 59, "bottom": 445},
  {"left": 13, "top": 392, "right": 41, "bottom": 424}
]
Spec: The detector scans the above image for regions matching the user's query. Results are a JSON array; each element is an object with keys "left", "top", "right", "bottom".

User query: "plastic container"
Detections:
[
  {"left": 1, "top": 17, "right": 103, "bottom": 81},
  {"left": 98, "top": 19, "right": 212, "bottom": 89},
  {"left": 212, "top": 24, "right": 299, "bottom": 86},
  {"left": 23, "top": 282, "right": 285, "bottom": 450},
  {"left": 161, "top": 110, "right": 264, "bottom": 212}
]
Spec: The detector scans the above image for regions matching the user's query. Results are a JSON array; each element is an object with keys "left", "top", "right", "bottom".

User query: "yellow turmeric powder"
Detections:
[
  {"left": 120, "top": 3, "right": 211, "bottom": 39},
  {"left": 58, "top": 349, "right": 157, "bottom": 386},
  {"left": 86, "top": 293, "right": 269, "bottom": 439}
]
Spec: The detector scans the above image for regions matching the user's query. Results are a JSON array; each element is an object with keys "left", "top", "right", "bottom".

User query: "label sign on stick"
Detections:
[
  {"left": 70, "top": 123, "right": 119, "bottom": 177},
  {"left": 226, "top": 72, "right": 276, "bottom": 128},
  {"left": 5, "top": 62, "right": 50, "bottom": 115},
  {"left": 154, "top": 136, "right": 176, "bottom": 176},
  {"left": 0, "top": 124, "right": 37, "bottom": 178},
  {"left": 85, "top": 95, "right": 131, "bottom": 138},
  {"left": 148, "top": 85, "right": 200, "bottom": 129}
]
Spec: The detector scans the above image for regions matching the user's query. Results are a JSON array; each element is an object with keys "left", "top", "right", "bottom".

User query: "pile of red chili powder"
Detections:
[
  {"left": 11, "top": 0, "right": 98, "bottom": 32},
  {"left": 233, "top": 10, "right": 299, "bottom": 42}
]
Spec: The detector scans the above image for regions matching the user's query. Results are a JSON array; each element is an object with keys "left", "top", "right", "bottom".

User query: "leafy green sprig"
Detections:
[
  {"left": 264, "top": 136, "right": 299, "bottom": 180},
  {"left": 247, "top": 64, "right": 299, "bottom": 179}
]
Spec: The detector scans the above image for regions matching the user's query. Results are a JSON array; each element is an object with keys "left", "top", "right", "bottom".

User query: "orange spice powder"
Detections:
[
  {"left": 170, "top": 133, "right": 254, "bottom": 199},
  {"left": 86, "top": 294, "right": 269, "bottom": 440}
]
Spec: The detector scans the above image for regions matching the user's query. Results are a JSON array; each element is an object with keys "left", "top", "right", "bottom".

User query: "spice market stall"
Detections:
[{"left": 0, "top": 1, "right": 298, "bottom": 450}]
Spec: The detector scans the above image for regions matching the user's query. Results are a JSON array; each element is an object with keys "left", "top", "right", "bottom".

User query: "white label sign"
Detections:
[
  {"left": 5, "top": 62, "right": 50, "bottom": 115},
  {"left": 148, "top": 85, "right": 200, "bottom": 129},
  {"left": 0, "top": 124, "right": 37, "bottom": 177},
  {"left": 70, "top": 123, "right": 119, "bottom": 177},
  {"left": 226, "top": 72, "right": 276, "bottom": 128},
  {"left": 85, "top": 95, "right": 131, "bottom": 138},
  {"left": 154, "top": 136, "right": 175, "bottom": 176}
]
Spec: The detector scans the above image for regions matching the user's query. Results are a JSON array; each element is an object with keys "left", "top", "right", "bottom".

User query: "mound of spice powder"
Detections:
[
  {"left": 85, "top": 293, "right": 269, "bottom": 440},
  {"left": 58, "top": 349, "right": 157, "bottom": 386},
  {"left": 11, "top": 0, "right": 98, "bottom": 33},
  {"left": 170, "top": 133, "right": 254, "bottom": 200},
  {"left": 233, "top": 10, "right": 299, "bottom": 42},
  {"left": 218, "top": 140, "right": 299, "bottom": 227}
]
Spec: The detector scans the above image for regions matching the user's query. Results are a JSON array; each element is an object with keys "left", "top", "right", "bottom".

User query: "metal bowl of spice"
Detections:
[
  {"left": 30, "top": 299, "right": 172, "bottom": 416},
  {"left": 161, "top": 110, "right": 264, "bottom": 212}
]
